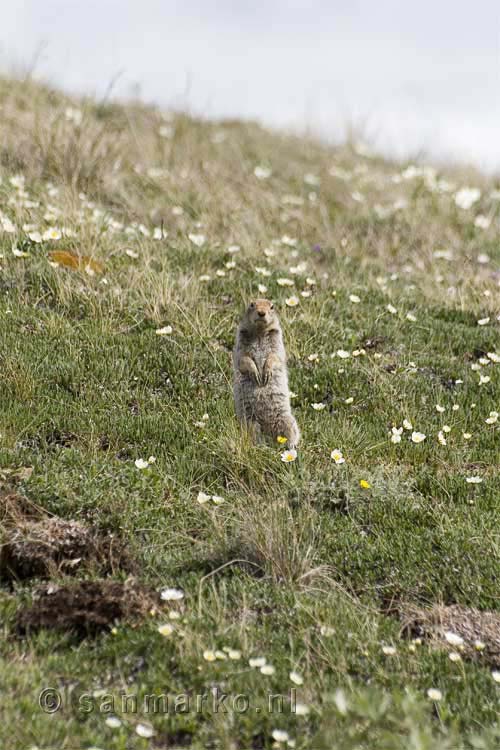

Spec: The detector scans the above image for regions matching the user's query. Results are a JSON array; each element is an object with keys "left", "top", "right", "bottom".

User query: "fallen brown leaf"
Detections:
[{"left": 48, "top": 250, "right": 104, "bottom": 274}]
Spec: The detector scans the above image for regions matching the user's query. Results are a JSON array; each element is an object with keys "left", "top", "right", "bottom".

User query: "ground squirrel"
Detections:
[{"left": 233, "top": 299, "right": 300, "bottom": 448}]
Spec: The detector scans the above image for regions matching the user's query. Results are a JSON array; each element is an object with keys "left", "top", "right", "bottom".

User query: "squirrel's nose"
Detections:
[{"left": 257, "top": 310, "right": 265, "bottom": 317}]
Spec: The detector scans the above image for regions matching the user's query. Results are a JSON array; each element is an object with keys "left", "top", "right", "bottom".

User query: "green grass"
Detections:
[{"left": 0, "top": 75, "right": 499, "bottom": 749}]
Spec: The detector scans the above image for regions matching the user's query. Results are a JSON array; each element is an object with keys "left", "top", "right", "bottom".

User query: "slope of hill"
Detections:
[{"left": 0, "top": 76, "right": 499, "bottom": 749}]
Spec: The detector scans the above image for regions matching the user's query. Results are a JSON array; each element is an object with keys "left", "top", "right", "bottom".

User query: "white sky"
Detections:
[{"left": 2, "top": 1, "right": 500, "bottom": 170}]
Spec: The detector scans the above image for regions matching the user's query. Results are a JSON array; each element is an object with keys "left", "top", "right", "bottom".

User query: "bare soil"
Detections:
[
  {"left": 400, "top": 603, "right": 500, "bottom": 665},
  {"left": 16, "top": 579, "right": 161, "bottom": 636}
]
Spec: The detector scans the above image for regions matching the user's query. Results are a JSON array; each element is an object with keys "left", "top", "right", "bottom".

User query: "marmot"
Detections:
[{"left": 233, "top": 299, "right": 300, "bottom": 448}]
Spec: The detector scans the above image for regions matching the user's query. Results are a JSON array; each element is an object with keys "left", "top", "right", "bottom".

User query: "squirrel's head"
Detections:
[{"left": 243, "top": 299, "right": 278, "bottom": 331}]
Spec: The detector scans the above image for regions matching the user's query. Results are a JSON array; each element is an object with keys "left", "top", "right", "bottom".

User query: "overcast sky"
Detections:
[{"left": 2, "top": 1, "right": 499, "bottom": 169}]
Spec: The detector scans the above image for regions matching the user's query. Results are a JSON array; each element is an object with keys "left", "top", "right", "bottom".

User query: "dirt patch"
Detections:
[
  {"left": 0, "top": 493, "right": 136, "bottom": 582},
  {"left": 16, "top": 580, "right": 160, "bottom": 636},
  {"left": 400, "top": 603, "right": 500, "bottom": 665}
]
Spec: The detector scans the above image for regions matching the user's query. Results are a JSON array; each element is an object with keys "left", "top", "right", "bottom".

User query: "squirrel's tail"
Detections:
[{"left": 276, "top": 415, "right": 300, "bottom": 449}]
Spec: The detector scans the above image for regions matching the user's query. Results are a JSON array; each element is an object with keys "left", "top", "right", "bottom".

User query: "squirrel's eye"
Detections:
[
  {"left": 270, "top": 304, "right": 274, "bottom": 310},
  {"left": 249, "top": 302, "right": 255, "bottom": 308}
]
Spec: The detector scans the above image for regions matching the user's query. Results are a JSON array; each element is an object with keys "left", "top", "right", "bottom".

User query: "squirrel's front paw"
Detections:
[
  {"left": 245, "top": 367, "right": 261, "bottom": 386},
  {"left": 253, "top": 370, "right": 263, "bottom": 386},
  {"left": 261, "top": 367, "right": 273, "bottom": 385}
]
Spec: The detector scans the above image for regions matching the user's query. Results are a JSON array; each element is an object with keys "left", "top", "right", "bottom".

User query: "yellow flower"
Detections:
[
  {"left": 359, "top": 479, "right": 371, "bottom": 489},
  {"left": 277, "top": 435, "right": 288, "bottom": 444}
]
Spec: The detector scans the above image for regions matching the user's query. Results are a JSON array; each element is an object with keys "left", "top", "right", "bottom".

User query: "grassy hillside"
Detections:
[{"left": 0, "top": 76, "right": 499, "bottom": 749}]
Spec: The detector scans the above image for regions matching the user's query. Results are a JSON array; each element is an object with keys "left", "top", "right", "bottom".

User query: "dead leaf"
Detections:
[{"left": 48, "top": 250, "right": 104, "bottom": 275}]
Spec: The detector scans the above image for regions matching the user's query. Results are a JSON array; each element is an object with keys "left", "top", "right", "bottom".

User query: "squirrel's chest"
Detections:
[{"left": 247, "top": 337, "right": 275, "bottom": 368}]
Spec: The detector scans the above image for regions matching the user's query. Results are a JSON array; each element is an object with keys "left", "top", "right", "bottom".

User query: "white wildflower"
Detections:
[
  {"left": 160, "top": 588, "right": 184, "bottom": 601},
  {"left": 188, "top": 233, "right": 206, "bottom": 247},
  {"left": 254, "top": 165, "right": 272, "bottom": 180},
  {"left": 444, "top": 631, "right": 464, "bottom": 647},
  {"left": 454, "top": 187, "right": 480, "bottom": 210},
  {"left": 411, "top": 431, "right": 426, "bottom": 443},
  {"left": 426, "top": 688, "right": 442, "bottom": 701}
]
